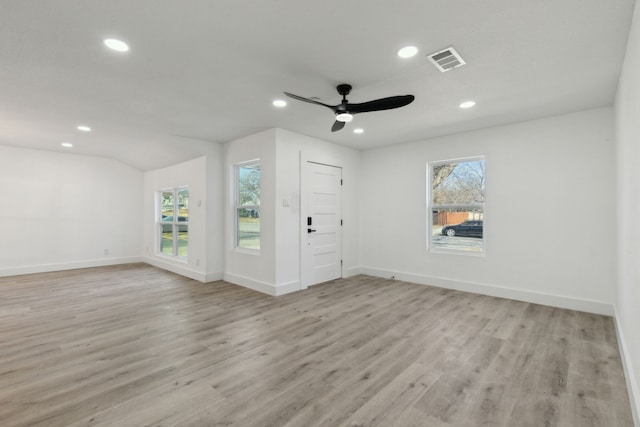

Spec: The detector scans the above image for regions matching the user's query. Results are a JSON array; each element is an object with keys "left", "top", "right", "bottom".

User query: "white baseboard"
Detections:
[
  {"left": 343, "top": 266, "right": 362, "bottom": 278},
  {"left": 143, "top": 256, "right": 221, "bottom": 283},
  {"left": 222, "top": 272, "right": 302, "bottom": 296},
  {"left": 223, "top": 272, "right": 278, "bottom": 296},
  {"left": 614, "top": 307, "right": 640, "bottom": 427},
  {"left": 204, "top": 271, "right": 223, "bottom": 282},
  {"left": 359, "top": 266, "right": 614, "bottom": 316},
  {"left": 0, "top": 256, "right": 143, "bottom": 277},
  {"left": 275, "top": 280, "right": 301, "bottom": 296}
]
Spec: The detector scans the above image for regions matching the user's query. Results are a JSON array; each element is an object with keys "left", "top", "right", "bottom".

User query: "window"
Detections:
[
  {"left": 235, "top": 161, "right": 260, "bottom": 251},
  {"left": 159, "top": 188, "right": 189, "bottom": 259},
  {"left": 428, "top": 157, "right": 485, "bottom": 254}
]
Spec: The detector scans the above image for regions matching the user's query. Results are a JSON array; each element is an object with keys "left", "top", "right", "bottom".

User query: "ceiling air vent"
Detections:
[{"left": 427, "top": 47, "right": 466, "bottom": 72}]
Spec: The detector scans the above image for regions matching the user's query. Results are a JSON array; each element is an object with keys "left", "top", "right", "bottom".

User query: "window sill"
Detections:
[
  {"left": 235, "top": 247, "right": 261, "bottom": 256},
  {"left": 155, "top": 253, "right": 189, "bottom": 263},
  {"left": 429, "top": 248, "right": 486, "bottom": 257}
]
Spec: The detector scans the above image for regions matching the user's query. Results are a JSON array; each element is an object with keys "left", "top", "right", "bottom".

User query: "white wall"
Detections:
[
  {"left": 276, "top": 128, "right": 361, "bottom": 290},
  {"left": 359, "top": 108, "right": 616, "bottom": 315},
  {"left": 223, "top": 128, "right": 360, "bottom": 295},
  {"left": 224, "top": 129, "right": 277, "bottom": 292},
  {"left": 143, "top": 153, "right": 223, "bottom": 282},
  {"left": 205, "top": 151, "right": 224, "bottom": 280},
  {"left": 0, "top": 145, "right": 143, "bottom": 276},
  {"left": 615, "top": 1, "right": 640, "bottom": 422}
]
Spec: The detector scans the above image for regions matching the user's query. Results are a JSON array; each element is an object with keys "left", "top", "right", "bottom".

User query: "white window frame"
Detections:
[
  {"left": 234, "top": 160, "right": 261, "bottom": 253},
  {"left": 158, "top": 187, "right": 189, "bottom": 260},
  {"left": 427, "top": 156, "right": 485, "bottom": 256}
]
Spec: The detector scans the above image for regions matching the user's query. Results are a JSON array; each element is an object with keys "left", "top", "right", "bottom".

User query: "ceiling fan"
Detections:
[{"left": 284, "top": 84, "right": 415, "bottom": 132}]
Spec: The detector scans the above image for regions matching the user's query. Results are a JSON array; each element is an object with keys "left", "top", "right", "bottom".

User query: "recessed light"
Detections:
[
  {"left": 459, "top": 101, "right": 476, "bottom": 109},
  {"left": 272, "top": 99, "right": 287, "bottom": 107},
  {"left": 104, "top": 38, "right": 130, "bottom": 52},
  {"left": 353, "top": 128, "right": 364, "bottom": 134},
  {"left": 77, "top": 125, "right": 92, "bottom": 132},
  {"left": 397, "top": 46, "right": 419, "bottom": 58},
  {"left": 61, "top": 142, "right": 73, "bottom": 148}
]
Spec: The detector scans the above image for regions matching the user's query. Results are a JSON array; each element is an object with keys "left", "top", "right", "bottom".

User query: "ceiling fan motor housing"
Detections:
[{"left": 337, "top": 84, "right": 352, "bottom": 96}]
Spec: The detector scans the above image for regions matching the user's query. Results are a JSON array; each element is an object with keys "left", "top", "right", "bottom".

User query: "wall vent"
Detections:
[{"left": 427, "top": 47, "right": 466, "bottom": 72}]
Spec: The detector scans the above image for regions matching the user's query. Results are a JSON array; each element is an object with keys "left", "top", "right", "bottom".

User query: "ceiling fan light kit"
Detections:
[
  {"left": 335, "top": 112, "right": 353, "bottom": 123},
  {"left": 284, "top": 83, "right": 415, "bottom": 132}
]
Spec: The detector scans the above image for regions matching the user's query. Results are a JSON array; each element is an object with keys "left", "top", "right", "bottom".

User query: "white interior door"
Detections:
[{"left": 302, "top": 162, "right": 342, "bottom": 287}]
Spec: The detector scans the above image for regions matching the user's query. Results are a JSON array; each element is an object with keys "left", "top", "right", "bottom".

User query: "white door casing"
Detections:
[{"left": 301, "top": 162, "right": 342, "bottom": 287}]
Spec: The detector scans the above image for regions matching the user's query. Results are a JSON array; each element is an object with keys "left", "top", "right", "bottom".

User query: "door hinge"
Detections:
[
  {"left": 341, "top": 260, "right": 343, "bottom": 266},
  {"left": 340, "top": 219, "right": 343, "bottom": 226},
  {"left": 340, "top": 179, "right": 343, "bottom": 186}
]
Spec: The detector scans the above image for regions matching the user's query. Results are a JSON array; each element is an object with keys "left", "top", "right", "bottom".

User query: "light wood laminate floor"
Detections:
[{"left": 0, "top": 264, "right": 633, "bottom": 426}]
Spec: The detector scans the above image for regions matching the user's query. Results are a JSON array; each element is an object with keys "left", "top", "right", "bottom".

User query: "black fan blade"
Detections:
[
  {"left": 284, "top": 92, "right": 337, "bottom": 111},
  {"left": 348, "top": 95, "right": 415, "bottom": 114},
  {"left": 331, "top": 120, "right": 345, "bottom": 132}
]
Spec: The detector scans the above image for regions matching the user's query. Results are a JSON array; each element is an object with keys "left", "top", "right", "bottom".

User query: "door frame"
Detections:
[{"left": 300, "top": 157, "right": 343, "bottom": 290}]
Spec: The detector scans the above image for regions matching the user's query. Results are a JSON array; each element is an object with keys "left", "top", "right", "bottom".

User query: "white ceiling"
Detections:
[{"left": 0, "top": 0, "right": 635, "bottom": 170}]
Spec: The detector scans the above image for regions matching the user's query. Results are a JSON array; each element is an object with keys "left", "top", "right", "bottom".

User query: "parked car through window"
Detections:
[{"left": 441, "top": 220, "right": 483, "bottom": 238}]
